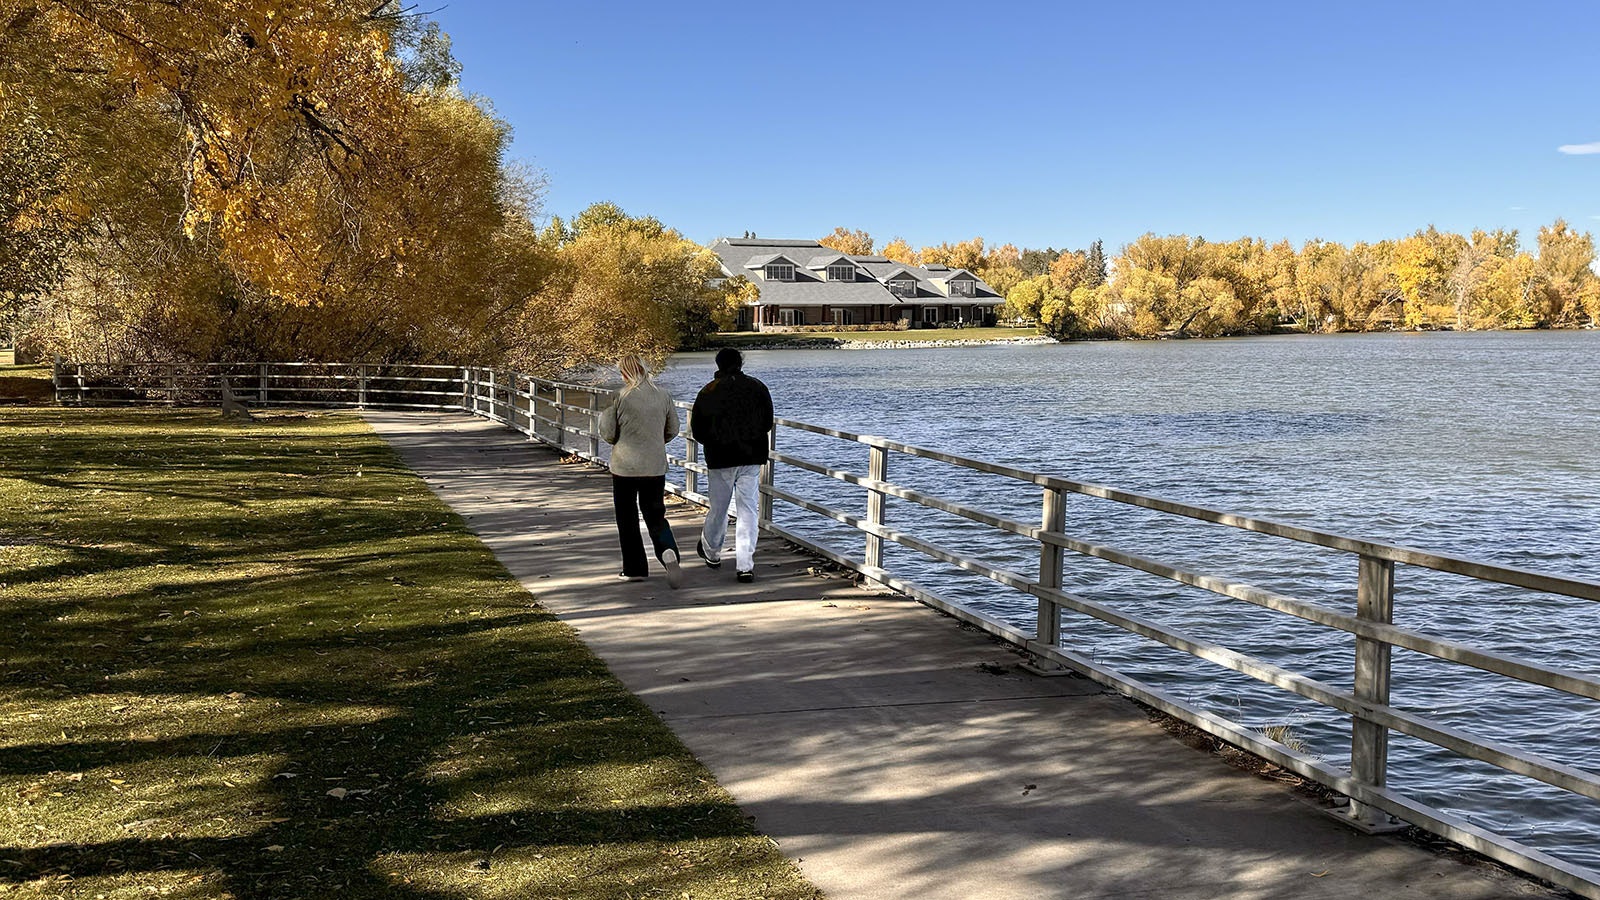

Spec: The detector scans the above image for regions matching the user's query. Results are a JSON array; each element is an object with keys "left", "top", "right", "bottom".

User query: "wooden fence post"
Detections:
[
  {"left": 759, "top": 427, "right": 775, "bottom": 527},
  {"left": 1347, "top": 554, "right": 1398, "bottom": 828},
  {"left": 587, "top": 390, "right": 601, "bottom": 459},
  {"left": 865, "top": 444, "right": 888, "bottom": 570},
  {"left": 1036, "top": 487, "right": 1066, "bottom": 648},
  {"left": 685, "top": 428, "right": 700, "bottom": 498}
]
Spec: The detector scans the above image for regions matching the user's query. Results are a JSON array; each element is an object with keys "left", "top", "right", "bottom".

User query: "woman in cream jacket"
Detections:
[{"left": 598, "top": 356, "right": 683, "bottom": 587}]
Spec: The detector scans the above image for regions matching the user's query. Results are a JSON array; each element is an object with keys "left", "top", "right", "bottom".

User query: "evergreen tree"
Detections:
[{"left": 1084, "top": 240, "right": 1107, "bottom": 288}]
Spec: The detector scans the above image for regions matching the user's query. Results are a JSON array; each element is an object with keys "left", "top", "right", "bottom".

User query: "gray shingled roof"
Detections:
[
  {"left": 743, "top": 252, "right": 803, "bottom": 269},
  {"left": 804, "top": 254, "right": 853, "bottom": 270}
]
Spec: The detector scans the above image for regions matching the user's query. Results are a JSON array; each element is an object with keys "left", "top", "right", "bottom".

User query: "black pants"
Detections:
[{"left": 612, "top": 475, "right": 678, "bottom": 577}]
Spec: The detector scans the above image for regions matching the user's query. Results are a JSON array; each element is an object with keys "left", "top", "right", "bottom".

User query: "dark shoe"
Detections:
[
  {"left": 661, "top": 548, "right": 683, "bottom": 589},
  {"left": 617, "top": 572, "right": 647, "bottom": 582},
  {"left": 736, "top": 570, "right": 754, "bottom": 584},
  {"left": 696, "top": 539, "right": 722, "bottom": 569}
]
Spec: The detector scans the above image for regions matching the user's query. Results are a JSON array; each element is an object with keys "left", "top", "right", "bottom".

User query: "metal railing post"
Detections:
[
  {"left": 865, "top": 444, "right": 888, "bottom": 569},
  {"left": 759, "top": 426, "right": 775, "bottom": 526},
  {"left": 357, "top": 365, "right": 368, "bottom": 409},
  {"left": 259, "top": 363, "right": 269, "bottom": 405},
  {"left": 51, "top": 355, "right": 62, "bottom": 404},
  {"left": 167, "top": 364, "right": 178, "bottom": 406},
  {"left": 76, "top": 363, "right": 85, "bottom": 404},
  {"left": 1036, "top": 486, "right": 1066, "bottom": 647},
  {"left": 1347, "top": 554, "right": 1397, "bottom": 828},
  {"left": 488, "top": 368, "right": 498, "bottom": 421}
]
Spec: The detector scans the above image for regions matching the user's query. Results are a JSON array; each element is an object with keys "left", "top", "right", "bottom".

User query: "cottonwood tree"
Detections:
[
  {"left": 3, "top": 0, "right": 552, "bottom": 365},
  {"left": 515, "top": 203, "right": 726, "bottom": 371},
  {"left": 818, "top": 226, "right": 874, "bottom": 256}
]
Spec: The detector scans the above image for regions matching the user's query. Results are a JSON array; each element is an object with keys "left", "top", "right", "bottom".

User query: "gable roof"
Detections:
[
  {"left": 805, "top": 253, "right": 855, "bottom": 270},
  {"left": 743, "top": 252, "right": 802, "bottom": 269}
]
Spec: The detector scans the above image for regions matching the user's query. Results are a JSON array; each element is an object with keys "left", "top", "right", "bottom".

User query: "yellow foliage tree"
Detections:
[
  {"left": 818, "top": 226, "right": 874, "bottom": 256},
  {"left": 3, "top": 0, "right": 553, "bottom": 365},
  {"left": 880, "top": 237, "right": 918, "bottom": 264},
  {"left": 516, "top": 204, "right": 725, "bottom": 372}
]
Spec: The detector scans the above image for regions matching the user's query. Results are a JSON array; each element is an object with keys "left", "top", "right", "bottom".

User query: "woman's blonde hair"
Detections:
[{"left": 617, "top": 355, "right": 650, "bottom": 389}]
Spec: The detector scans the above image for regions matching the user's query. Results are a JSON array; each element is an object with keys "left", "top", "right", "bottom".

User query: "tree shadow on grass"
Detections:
[{"left": 0, "top": 408, "right": 818, "bottom": 899}]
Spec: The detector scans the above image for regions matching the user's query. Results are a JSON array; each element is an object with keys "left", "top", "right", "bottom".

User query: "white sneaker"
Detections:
[{"left": 662, "top": 548, "right": 683, "bottom": 589}]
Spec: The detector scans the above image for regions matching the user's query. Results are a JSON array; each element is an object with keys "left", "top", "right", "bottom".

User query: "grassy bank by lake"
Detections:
[{"left": 0, "top": 407, "right": 820, "bottom": 899}]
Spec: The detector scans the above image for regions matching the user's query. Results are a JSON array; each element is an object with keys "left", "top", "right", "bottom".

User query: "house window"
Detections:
[
  {"left": 780, "top": 308, "right": 800, "bottom": 326},
  {"left": 765, "top": 263, "right": 794, "bottom": 282},
  {"left": 950, "top": 279, "right": 975, "bottom": 297},
  {"left": 826, "top": 264, "right": 854, "bottom": 282},
  {"left": 922, "top": 306, "right": 939, "bottom": 324},
  {"left": 889, "top": 279, "right": 914, "bottom": 298},
  {"left": 832, "top": 308, "right": 851, "bottom": 326},
  {"left": 971, "top": 305, "right": 984, "bottom": 323}
]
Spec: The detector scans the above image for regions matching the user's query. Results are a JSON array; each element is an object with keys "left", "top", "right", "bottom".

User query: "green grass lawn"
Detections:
[
  {"left": 0, "top": 407, "right": 821, "bottom": 899},
  {"left": 709, "top": 326, "right": 1043, "bottom": 347},
  {"left": 0, "top": 357, "right": 53, "bottom": 405}
]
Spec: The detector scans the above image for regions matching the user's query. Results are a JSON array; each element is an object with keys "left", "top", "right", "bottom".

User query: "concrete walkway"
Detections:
[{"left": 365, "top": 410, "right": 1559, "bottom": 900}]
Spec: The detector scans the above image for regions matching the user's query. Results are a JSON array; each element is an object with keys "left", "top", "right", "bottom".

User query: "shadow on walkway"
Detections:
[{"left": 367, "top": 410, "right": 1565, "bottom": 900}]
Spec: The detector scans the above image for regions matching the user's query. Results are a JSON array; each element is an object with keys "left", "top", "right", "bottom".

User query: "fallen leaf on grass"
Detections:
[{"left": 327, "top": 788, "right": 348, "bottom": 799}]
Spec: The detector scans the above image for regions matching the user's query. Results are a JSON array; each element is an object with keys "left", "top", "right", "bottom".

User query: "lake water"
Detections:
[{"left": 658, "top": 331, "right": 1600, "bottom": 872}]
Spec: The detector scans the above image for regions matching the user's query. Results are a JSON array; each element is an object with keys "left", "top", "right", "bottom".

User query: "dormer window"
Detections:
[
  {"left": 950, "top": 279, "right": 975, "bottom": 297},
  {"left": 826, "top": 264, "right": 855, "bottom": 282},
  {"left": 765, "top": 263, "right": 794, "bottom": 282},
  {"left": 888, "top": 278, "right": 915, "bottom": 298}
]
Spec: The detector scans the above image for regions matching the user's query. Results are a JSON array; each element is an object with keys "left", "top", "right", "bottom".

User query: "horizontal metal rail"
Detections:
[{"left": 58, "top": 359, "right": 1600, "bottom": 898}]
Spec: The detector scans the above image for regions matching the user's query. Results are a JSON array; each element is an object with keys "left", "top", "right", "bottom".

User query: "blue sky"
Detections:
[{"left": 430, "top": 1, "right": 1600, "bottom": 254}]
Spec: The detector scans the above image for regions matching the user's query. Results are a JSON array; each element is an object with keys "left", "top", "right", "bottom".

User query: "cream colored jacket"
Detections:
[{"left": 598, "top": 381, "right": 679, "bottom": 477}]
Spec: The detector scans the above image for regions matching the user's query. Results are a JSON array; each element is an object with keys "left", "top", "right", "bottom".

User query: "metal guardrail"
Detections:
[{"left": 57, "top": 360, "right": 1600, "bottom": 898}]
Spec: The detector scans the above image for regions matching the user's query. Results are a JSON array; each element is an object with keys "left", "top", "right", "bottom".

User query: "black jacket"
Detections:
[{"left": 690, "top": 369, "right": 773, "bottom": 469}]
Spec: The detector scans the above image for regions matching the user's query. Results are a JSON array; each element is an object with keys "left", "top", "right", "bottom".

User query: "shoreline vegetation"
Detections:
[{"left": 702, "top": 320, "right": 1597, "bottom": 352}]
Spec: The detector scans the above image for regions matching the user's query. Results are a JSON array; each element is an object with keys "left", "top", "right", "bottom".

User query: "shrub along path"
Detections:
[{"left": 0, "top": 407, "right": 820, "bottom": 899}]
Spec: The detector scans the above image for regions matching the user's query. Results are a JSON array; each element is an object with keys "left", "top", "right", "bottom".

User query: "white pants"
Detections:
[{"left": 701, "top": 464, "right": 762, "bottom": 572}]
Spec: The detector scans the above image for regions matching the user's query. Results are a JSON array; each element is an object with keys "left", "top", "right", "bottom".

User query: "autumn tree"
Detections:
[
  {"left": 516, "top": 203, "right": 727, "bottom": 369},
  {"left": 1391, "top": 227, "right": 1463, "bottom": 328},
  {"left": 919, "top": 237, "right": 985, "bottom": 271},
  {"left": 880, "top": 237, "right": 917, "bottom": 264},
  {"left": 1019, "top": 247, "right": 1060, "bottom": 277},
  {"left": 3, "top": 0, "right": 554, "bottom": 366},
  {"left": 1003, "top": 275, "right": 1054, "bottom": 322},
  {"left": 1534, "top": 220, "right": 1599, "bottom": 326},
  {"left": 819, "top": 226, "right": 874, "bottom": 256}
]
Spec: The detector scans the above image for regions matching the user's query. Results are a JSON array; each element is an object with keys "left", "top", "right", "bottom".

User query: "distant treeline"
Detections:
[{"left": 817, "top": 224, "right": 1600, "bottom": 339}]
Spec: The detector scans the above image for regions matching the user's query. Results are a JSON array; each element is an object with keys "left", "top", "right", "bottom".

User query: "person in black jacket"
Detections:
[{"left": 690, "top": 348, "right": 773, "bottom": 583}]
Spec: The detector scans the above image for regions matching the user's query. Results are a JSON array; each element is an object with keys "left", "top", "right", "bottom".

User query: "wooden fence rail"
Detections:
[{"left": 57, "top": 360, "right": 1600, "bottom": 899}]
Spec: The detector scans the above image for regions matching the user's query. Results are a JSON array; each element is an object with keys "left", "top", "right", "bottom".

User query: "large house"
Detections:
[{"left": 708, "top": 238, "right": 1004, "bottom": 331}]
